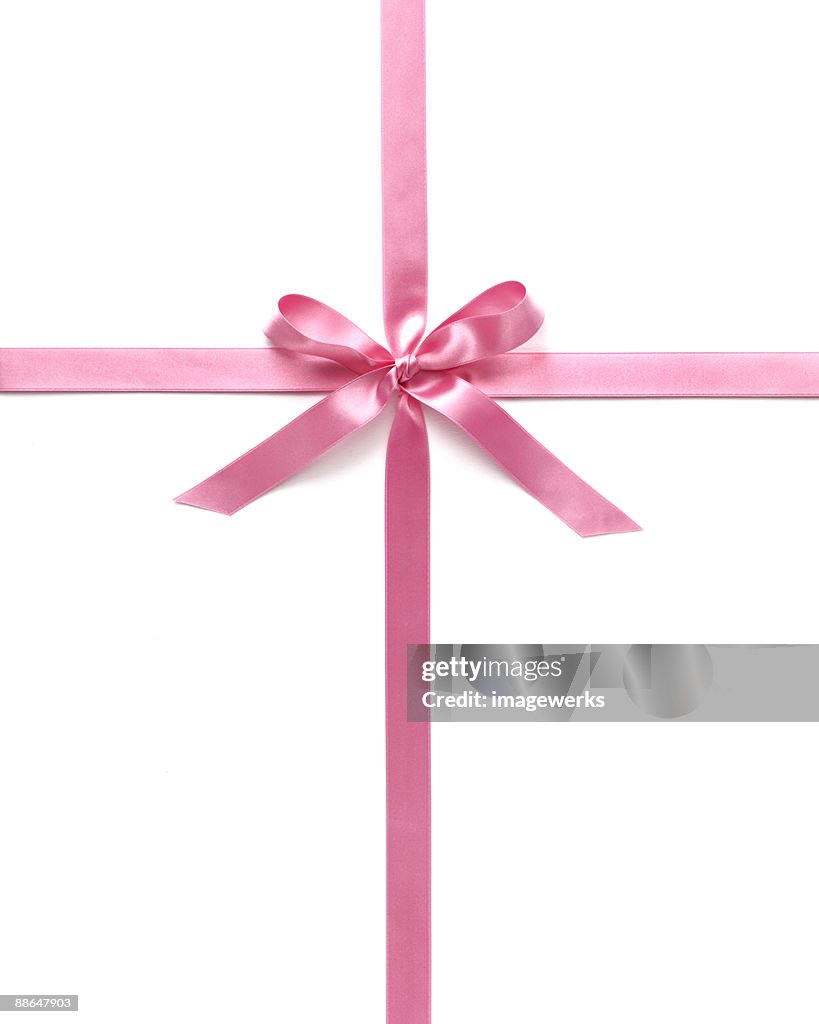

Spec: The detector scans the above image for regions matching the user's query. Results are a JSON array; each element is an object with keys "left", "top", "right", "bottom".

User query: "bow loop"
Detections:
[
  {"left": 415, "top": 281, "right": 545, "bottom": 373},
  {"left": 267, "top": 294, "right": 392, "bottom": 375}
]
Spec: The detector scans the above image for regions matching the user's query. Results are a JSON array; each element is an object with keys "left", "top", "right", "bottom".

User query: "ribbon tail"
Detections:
[
  {"left": 409, "top": 372, "right": 641, "bottom": 538},
  {"left": 385, "top": 392, "right": 431, "bottom": 1024},
  {"left": 176, "top": 368, "right": 394, "bottom": 514}
]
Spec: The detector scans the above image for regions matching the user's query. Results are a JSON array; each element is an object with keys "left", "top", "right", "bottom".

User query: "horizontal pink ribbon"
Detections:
[{"left": 4, "top": 349, "right": 819, "bottom": 396}]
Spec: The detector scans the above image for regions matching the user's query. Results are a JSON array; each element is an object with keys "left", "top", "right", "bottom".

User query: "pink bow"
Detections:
[{"left": 176, "top": 281, "right": 639, "bottom": 538}]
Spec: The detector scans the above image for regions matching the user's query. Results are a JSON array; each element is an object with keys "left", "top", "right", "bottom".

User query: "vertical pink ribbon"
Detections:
[
  {"left": 386, "top": 394, "right": 431, "bottom": 1024},
  {"left": 381, "top": 2, "right": 432, "bottom": 1021}
]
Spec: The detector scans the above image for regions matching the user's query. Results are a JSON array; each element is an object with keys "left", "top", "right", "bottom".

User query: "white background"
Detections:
[{"left": 1, "top": 1, "right": 818, "bottom": 1021}]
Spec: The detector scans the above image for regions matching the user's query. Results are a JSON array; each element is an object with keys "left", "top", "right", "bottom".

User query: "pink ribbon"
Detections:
[
  {"left": 4, "top": 348, "right": 819, "bottom": 397},
  {"left": 169, "top": 276, "right": 636, "bottom": 1024},
  {"left": 3, "top": 1, "right": 819, "bottom": 1022},
  {"left": 170, "top": 278, "right": 635, "bottom": 1024},
  {"left": 173, "top": 283, "right": 639, "bottom": 536}
]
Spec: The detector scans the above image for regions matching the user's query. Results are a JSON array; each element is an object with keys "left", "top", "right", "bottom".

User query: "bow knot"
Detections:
[{"left": 394, "top": 353, "right": 420, "bottom": 384}]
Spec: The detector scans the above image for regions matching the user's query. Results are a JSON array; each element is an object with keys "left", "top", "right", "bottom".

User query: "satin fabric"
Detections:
[
  {"left": 381, "top": 0, "right": 428, "bottom": 354},
  {"left": 174, "top": 282, "right": 640, "bottom": 535},
  {"left": 385, "top": 393, "right": 431, "bottom": 1024},
  {"left": 5, "top": 348, "right": 819, "bottom": 397}
]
